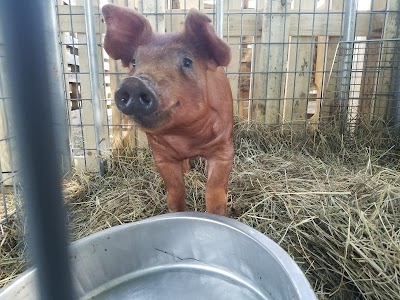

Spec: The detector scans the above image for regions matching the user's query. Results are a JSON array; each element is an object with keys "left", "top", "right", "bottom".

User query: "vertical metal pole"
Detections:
[
  {"left": 215, "top": 0, "right": 224, "bottom": 39},
  {"left": 0, "top": 18, "right": 18, "bottom": 220},
  {"left": 338, "top": 0, "right": 357, "bottom": 131},
  {"left": 46, "top": 0, "right": 72, "bottom": 175},
  {"left": 0, "top": 31, "right": 8, "bottom": 220},
  {"left": 84, "top": 0, "right": 105, "bottom": 175},
  {"left": 0, "top": 1, "right": 74, "bottom": 299},
  {"left": 393, "top": 40, "right": 400, "bottom": 132}
]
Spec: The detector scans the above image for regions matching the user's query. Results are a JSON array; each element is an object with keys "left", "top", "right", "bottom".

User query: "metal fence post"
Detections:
[
  {"left": 48, "top": 0, "right": 72, "bottom": 175},
  {"left": 394, "top": 40, "right": 400, "bottom": 132},
  {"left": 84, "top": 0, "right": 106, "bottom": 175},
  {"left": 0, "top": 1, "right": 74, "bottom": 299},
  {"left": 338, "top": 0, "right": 357, "bottom": 131},
  {"left": 215, "top": 0, "right": 224, "bottom": 39}
]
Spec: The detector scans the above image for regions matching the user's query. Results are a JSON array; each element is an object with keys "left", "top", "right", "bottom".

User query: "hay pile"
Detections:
[
  {"left": 0, "top": 215, "right": 25, "bottom": 288},
  {"left": 1, "top": 120, "right": 400, "bottom": 300}
]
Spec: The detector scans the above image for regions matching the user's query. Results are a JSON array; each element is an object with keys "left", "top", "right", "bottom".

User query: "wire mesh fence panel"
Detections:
[
  {"left": 51, "top": 0, "right": 400, "bottom": 172},
  {"left": 1, "top": 0, "right": 399, "bottom": 216},
  {"left": 321, "top": 38, "right": 400, "bottom": 130},
  {"left": 0, "top": 26, "right": 21, "bottom": 222}
]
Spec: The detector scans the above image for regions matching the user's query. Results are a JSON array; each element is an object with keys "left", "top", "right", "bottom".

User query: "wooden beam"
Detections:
[
  {"left": 357, "top": 0, "right": 387, "bottom": 122},
  {"left": 283, "top": 0, "right": 316, "bottom": 126},
  {"left": 137, "top": 0, "right": 165, "bottom": 33},
  {"left": 319, "top": 0, "right": 343, "bottom": 121},
  {"left": 374, "top": 0, "right": 400, "bottom": 121},
  {"left": 310, "top": 35, "right": 327, "bottom": 124},
  {"left": 58, "top": 6, "right": 384, "bottom": 37},
  {"left": 348, "top": 38, "right": 367, "bottom": 126},
  {"left": 224, "top": 0, "right": 241, "bottom": 116},
  {"left": 76, "top": 35, "right": 99, "bottom": 171},
  {"left": 251, "top": 0, "right": 290, "bottom": 124}
]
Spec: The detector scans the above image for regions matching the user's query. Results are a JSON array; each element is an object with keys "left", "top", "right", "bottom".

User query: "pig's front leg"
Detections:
[
  {"left": 153, "top": 157, "right": 186, "bottom": 213},
  {"left": 205, "top": 153, "right": 233, "bottom": 216}
]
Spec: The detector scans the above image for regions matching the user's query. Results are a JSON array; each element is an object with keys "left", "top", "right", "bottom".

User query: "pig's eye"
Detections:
[{"left": 182, "top": 57, "right": 193, "bottom": 68}]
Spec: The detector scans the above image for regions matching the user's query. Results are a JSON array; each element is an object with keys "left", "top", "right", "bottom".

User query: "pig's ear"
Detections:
[
  {"left": 102, "top": 4, "right": 153, "bottom": 67},
  {"left": 184, "top": 9, "right": 231, "bottom": 67}
]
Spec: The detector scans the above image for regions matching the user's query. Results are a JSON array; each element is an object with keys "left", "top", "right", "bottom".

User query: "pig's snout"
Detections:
[{"left": 115, "top": 77, "right": 157, "bottom": 116}]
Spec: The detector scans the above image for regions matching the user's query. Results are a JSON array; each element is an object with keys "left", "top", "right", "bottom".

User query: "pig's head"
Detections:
[{"left": 102, "top": 4, "right": 231, "bottom": 133}]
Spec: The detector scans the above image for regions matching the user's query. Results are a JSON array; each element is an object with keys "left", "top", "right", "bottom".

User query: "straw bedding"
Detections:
[{"left": 1, "top": 119, "right": 399, "bottom": 300}]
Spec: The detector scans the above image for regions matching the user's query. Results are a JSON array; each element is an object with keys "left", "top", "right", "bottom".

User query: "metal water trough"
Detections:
[{"left": 1, "top": 212, "right": 317, "bottom": 300}]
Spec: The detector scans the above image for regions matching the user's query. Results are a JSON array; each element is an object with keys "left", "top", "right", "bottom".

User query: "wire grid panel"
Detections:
[
  {"left": 53, "top": 0, "right": 399, "bottom": 174},
  {"left": 0, "top": 28, "right": 21, "bottom": 222},
  {"left": 1, "top": 0, "right": 399, "bottom": 216},
  {"left": 321, "top": 38, "right": 400, "bottom": 128}
]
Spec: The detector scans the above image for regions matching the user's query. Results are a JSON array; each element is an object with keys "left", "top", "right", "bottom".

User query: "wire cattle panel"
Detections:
[{"left": 0, "top": 0, "right": 399, "bottom": 220}]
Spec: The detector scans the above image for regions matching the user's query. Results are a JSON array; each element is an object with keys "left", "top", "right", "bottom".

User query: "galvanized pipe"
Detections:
[
  {"left": 338, "top": 0, "right": 357, "bottom": 130},
  {"left": 0, "top": 1, "right": 74, "bottom": 299},
  {"left": 215, "top": 0, "right": 224, "bottom": 39},
  {"left": 0, "top": 31, "right": 8, "bottom": 221},
  {"left": 84, "top": 0, "right": 105, "bottom": 175},
  {"left": 394, "top": 41, "right": 400, "bottom": 132},
  {"left": 47, "top": 0, "right": 72, "bottom": 176}
]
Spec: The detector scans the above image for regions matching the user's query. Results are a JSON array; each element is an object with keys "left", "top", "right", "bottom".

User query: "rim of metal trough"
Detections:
[{"left": 0, "top": 212, "right": 317, "bottom": 300}]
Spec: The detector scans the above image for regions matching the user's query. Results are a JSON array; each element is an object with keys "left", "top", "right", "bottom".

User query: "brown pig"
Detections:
[{"left": 102, "top": 4, "right": 234, "bottom": 216}]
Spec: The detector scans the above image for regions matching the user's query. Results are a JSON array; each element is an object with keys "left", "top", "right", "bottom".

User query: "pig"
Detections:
[{"left": 102, "top": 4, "right": 234, "bottom": 216}]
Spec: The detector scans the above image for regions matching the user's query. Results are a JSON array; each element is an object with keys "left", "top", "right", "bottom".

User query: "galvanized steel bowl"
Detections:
[{"left": 1, "top": 212, "right": 316, "bottom": 300}]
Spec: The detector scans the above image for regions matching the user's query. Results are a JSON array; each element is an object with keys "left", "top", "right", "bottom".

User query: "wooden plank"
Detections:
[
  {"left": 137, "top": 0, "right": 165, "bottom": 33},
  {"left": 224, "top": 0, "right": 241, "bottom": 116},
  {"left": 319, "top": 37, "right": 340, "bottom": 120},
  {"left": 98, "top": 35, "right": 110, "bottom": 152},
  {"left": 166, "top": 0, "right": 205, "bottom": 9},
  {"left": 358, "top": 0, "right": 387, "bottom": 121},
  {"left": 319, "top": 0, "right": 343, "bottom": 121},
  {"left": 373, "top": 0, "right": 399, "bottom": 121},
  {"left": 310, "top": 35, "right": 327, "bottom": 124},
  {"left": 239, "top": 61, "right": 251, "bottom": 119},
  {"left": 283, "top": 0, "right": 315, "bottom": 126},
  {"left": 108, "top": 54, "right": 123, "bottom": 151},
  {"left": 76, "top": 35, "right": 99, "bottom": 171},
  {"left": 63, "top": 33, "right": 79, "bottom": 48},
  {"left": 66, "top": 51, "right": 80, "bottom": 65},
  {"left": 58, "top": 6, "right": 382, "bottom": 37},
  {"left": 251, "top": 0, "right": 290, "bottom": 124},
  {"left": 358, "top": 41, "right": 381, "bottom": 121},
  {"left": 348, "top": 38, "right": 367, "bottom": 125}
]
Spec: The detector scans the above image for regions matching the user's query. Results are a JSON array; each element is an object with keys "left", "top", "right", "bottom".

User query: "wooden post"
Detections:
[
  {"left": 373, "top": 0, "right": 400, "bottom": 122},
  {"left": 348, "top": 37, "right": 366, "bottom": 126},
  {"left": 240, "top": 46, "right": 252, "bottom": 119},
  {"left": 108, "top": 0, "right": 135, "bottom": 153},
  {"left": 310, "top": 35, "right": 327, "bottom": 125},
  {"left": 137, "top": 0, "right": 165, "bottom": 33},
  {"left": 319, "top": 0, "right": 344, "bottom": 122},
  {"left": 66, "top": 0, "right": 108, "bottom": 170},
  {"left": 283, "top": 0, "right": 316, "bottom": 127},
  {"left": 75, "top": 35, "right": 98, "bottom": 170},
  {"left": 224, "top": 0, "right": 242, "bottom": 116},
  {"left": 358, "top": 0, "right": 387, "bottom": 122},
  {"left": 251, "top": 0, "right": 290, "bottom": 124}
]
